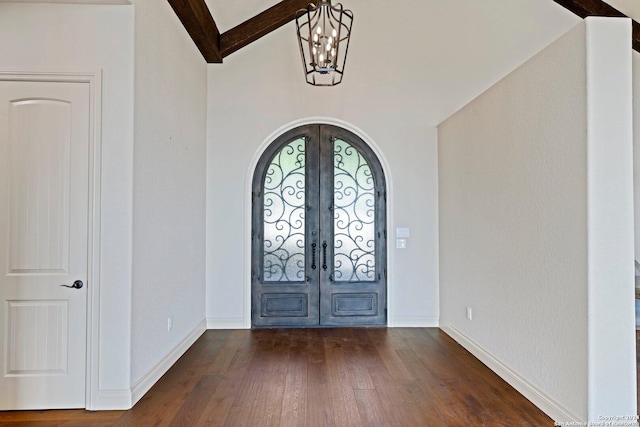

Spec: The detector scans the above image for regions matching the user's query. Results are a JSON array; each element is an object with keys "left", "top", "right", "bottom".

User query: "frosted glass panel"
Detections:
[
  {"left": 263, "top": 139, "right": 306, "bottom": 282},
  {"left": 334, "top": 139, "right": 375, "bottom": 281}
]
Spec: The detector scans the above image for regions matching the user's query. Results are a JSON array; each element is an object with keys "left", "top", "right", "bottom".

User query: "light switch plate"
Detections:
[
  {"left": 396, "top": 228, "right": 410, "bottom": 238},
  {"left": 396, "top": 239, "right": 407, "bottom": 249}
]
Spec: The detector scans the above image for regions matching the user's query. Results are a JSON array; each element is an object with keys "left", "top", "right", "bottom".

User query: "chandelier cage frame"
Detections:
[{"left": 295, "top": 0, "right": 353, "bottom": 86}]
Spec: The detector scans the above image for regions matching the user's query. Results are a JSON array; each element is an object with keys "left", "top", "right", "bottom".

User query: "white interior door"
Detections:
[{"left": 0, "top": 80, "right": 90, "bottom": 410}]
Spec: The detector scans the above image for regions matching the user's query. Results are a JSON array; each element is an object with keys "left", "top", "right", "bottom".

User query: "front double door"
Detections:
[{"left": 252, "top": 124, "right": 386, "bottom": 327}]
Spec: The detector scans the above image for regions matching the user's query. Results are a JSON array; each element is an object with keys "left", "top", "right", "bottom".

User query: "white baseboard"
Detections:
[
  {"left": 130, "top": 319, "right": 207, "bottom": 407},
  {"left": 439, "top": 322, "right": 581, "bottom": 423},
  {"left": 206, "top": 316, "right": 439, "bottom": 329},
  {"left": 207, "top": 317, "right": 246, "bottom": 329},
  {"left": 88, "top": 389, "right": 132, "bottom": 410},
  {"left": 389, "top": 315, "right": 439, "bottom": 327}
]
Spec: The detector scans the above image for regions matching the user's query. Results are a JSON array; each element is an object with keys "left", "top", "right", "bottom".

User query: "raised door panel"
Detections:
[
  {"left": 6, "top": 300, "right": 68, "bottom": 376},
  {"left": 8, "top": 99, "right": 71, "bottom": 275}
]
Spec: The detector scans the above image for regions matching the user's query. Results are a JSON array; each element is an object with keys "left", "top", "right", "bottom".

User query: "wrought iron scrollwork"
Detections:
[
  {"left": 263, "top": 139, "right": 306, "bottom": 282},
  {"left": 333, "top": 138, "right": 376, "bottom": 281}
]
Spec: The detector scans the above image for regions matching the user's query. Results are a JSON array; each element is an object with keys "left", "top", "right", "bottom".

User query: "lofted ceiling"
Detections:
[{"left": 170, "top": 0, "right": 640, "bottom": 64}]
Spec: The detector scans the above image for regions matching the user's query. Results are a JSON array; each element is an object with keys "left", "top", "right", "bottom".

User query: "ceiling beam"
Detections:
[
  {"left": 220, "top": 0, "right": 312, "bottom": 58},
  {"left": 167, "top": 0, "right": 223, "bottom": 63},
  {"left": 552, "top": 0, "right": 640, "bottom": 51}
]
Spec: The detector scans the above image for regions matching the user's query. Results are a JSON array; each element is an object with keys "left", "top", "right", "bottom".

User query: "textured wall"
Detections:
[
  {"left": 129, "top": 0, "right": 207, "bottom": 387},
  {"left": 439, "top": 18, "right": 635, "bottom": 422}
]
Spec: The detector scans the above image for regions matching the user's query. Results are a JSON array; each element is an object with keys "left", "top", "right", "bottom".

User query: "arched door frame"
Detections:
[{"left": 242, "top": 117, "right": 395, "bottom": 328}]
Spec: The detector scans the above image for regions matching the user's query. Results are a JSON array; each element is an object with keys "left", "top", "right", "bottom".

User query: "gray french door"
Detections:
[{"left": 251, "top": 124, "right": 386, "bottom": 327}]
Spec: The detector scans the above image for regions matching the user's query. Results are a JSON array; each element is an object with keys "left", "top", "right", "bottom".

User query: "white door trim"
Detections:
[{"left": 0, "top": 70, "right": 102, "bottom": 409}]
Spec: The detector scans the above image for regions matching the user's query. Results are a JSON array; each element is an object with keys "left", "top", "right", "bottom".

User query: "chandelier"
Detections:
[{"left": 295, "top": 0, "right": 353, "bottom": 86}]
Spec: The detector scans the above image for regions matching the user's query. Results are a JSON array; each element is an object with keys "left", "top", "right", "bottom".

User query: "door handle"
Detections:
[
  {"left": 311, "top": 242, "right": 317, "bottom": 270},
  {"left": 61, "top": 280, "right": 84, "bottom": 289},
  {"left": 322, "top": 241, "right": 328, "bottom": 270}
]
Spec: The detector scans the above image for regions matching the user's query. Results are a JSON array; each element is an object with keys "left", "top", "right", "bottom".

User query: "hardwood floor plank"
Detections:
[
  {"left": 365, "top": 328, "right": 414, "bottom": 381},
  {"left": 0, "top": 422, "right": 62, "bottom": 427},
  {"left": 366, "top": 329, "right": 445, "bottom": 424},
  {"left": 59, "top": 421, "right": 118, "bottom": 427},
  {"left": 323, "top": 331, "right": 365, "bottom": 426},
  {"left": 280, "top": 345, "right": 308, "bottom": 427},
  {"left": 353, "top": 389, "right": 388, "bottom": 426},
  {"left": 397, "top": 347, "right": 472, "bottom": 426},
  {"left": 305, "top": 331, "right": 333, "bottom": 427},
  {"left": 221, "top": 330, "right": 287, "bottom": 427},
  {"left": 205, "top": 330, "right": 251, "bottom": 375},
  {"left": 0, "top": 328, "right": 568, "bottom": 426},
  {"left": 194, "top": 332, "right": 258, "bottom": 426},
  {"left": 169, "top": 375, "right": 222, "bottom": 426},
  {"left": 366, "top": 369, "right": 430, "bottom": 425},
  {"left": 0, "top": 410, "right": 122, "bottom": 423}
]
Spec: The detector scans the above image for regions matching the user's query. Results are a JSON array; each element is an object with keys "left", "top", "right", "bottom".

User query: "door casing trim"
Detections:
[
  {"left": 243, "top": 117, "right": 395, "bottom": 328},
  {"left": 0, "top": 70, "right": 103, "bottom": 409}
]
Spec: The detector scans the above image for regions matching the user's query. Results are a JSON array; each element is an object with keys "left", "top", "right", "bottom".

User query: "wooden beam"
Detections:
[
  {"left": 552, "top": 0, "right": 640, "bottom": 51},
  {"left": 168, "top": 0, "right": 223, "bottom": 63},
  {"left": 220, "top": 0, "right": 313, "bottom": 58}
]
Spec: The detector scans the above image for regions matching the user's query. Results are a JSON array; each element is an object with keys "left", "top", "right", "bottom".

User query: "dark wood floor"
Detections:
[{"left": 0, "top": 327, "right": 567, "bottom": 426}]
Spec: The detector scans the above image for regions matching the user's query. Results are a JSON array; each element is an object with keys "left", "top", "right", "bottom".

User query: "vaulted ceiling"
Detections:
[{"left": 169, "top": 0, "right": 640, "bottom": 64}]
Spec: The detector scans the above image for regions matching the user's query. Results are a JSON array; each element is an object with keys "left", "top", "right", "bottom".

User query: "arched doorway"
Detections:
[{"left": 251, "top": 124, "right": 387, "bottom": 327}]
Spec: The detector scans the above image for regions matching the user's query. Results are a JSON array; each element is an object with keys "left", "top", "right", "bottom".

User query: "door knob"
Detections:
[{"left": 61, "top": 280, "right": 84, "bottom": 289}]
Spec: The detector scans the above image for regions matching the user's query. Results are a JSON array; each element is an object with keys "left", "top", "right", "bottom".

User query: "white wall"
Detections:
[
  {"left": 438, "top": 18, "right": 635, "bottom": 423},
  {"left": 128, "top": 0, "right": 208, "bottom": 399},
  {"left": 607, "top": 0, "right": 640, "bottom": 263},
  {"left": 205, "top": 0, "right": 579, "bottom": 329},
  {"left": 0, "top": 3, "right": 135, "bottom": 408},
  {"left": 585, "top": 18, "right": 635, "bottom": 421}
]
